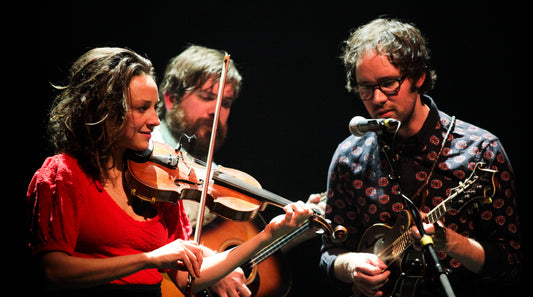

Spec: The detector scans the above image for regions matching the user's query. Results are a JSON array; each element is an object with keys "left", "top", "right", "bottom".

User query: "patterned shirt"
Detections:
[{"left": 320, "top": 95, "right": 521, "bottom": 296}]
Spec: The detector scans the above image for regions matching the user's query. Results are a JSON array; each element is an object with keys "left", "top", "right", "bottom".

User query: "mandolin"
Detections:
[{"left": 357, "top": 162, "right": 498, "bottom": 297}]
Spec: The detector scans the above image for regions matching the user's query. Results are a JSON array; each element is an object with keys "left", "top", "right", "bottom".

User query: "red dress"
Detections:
[{"left": 27, "top": 154, "right": 192, "bottom": 285}]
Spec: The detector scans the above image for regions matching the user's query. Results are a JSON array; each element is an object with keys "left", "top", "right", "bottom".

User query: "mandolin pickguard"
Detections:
[
  {"left": 357, "top": 210, "right": 423, "bottom": 297},
  {"left": 358, "top": 210, "right": 411, "bottom": 265}
]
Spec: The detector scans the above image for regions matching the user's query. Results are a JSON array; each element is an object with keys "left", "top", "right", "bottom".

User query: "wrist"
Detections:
[
  {"left": 443, "top": 229, "right": 485, "bottom": 273},
  {"left": 142, "top": 251, "right": 158, "bottom": 270},
  {"left": 434, "top": 223, "right": 447, "bottom": 250},
  {"left": 200, "top": 245, "right": 217, "bottom": 256},
  {"left": 258, "top": 228, "right": 275, "bottom": 243},
  {"left": 333, "top": 252, "right": 356, "bottom": 284}
]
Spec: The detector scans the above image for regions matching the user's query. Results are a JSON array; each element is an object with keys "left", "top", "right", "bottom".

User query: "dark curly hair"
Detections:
[
  {"left": 48, "top": 47, "right": 155, "bottom": 182},
  {"left": 342, "top": 18, "right": 437, "bottom": 95}
]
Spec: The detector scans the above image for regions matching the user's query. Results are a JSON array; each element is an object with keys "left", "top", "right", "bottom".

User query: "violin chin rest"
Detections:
[{"left": 126, "top": 140, "right": 154, "bottom": 163}]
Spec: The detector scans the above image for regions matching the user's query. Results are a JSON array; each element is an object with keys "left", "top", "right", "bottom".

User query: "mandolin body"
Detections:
[{"left": 357, "top": 210, "right": 424, "bottom": 297}]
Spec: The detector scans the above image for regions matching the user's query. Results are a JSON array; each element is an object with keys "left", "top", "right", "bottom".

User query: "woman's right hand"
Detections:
[
  {"left": 146, "top": 239, "right": 204, "bottom": 278},
  {"left": 38, "top": 240, "right": 203, "bottom": 289}
]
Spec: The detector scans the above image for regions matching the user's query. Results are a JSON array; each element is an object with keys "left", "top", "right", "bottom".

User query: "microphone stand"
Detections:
[{"left": 379, "top": 137, "right": 455, "bottom": 297}]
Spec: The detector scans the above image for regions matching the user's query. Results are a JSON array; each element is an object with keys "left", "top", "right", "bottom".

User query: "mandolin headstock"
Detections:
[{"left": 425, "top": 162, "right": 499, "bottom": 224}]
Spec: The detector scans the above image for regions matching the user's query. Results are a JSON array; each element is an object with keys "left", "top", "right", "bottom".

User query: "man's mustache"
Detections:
[{"left": 194, "top": 118, "right": 227, "bottom": 139}]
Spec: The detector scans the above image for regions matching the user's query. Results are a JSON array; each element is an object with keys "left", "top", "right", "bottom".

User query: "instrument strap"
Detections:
[{"left": 413, "top": 116, "right": 456, "bottom": 208}]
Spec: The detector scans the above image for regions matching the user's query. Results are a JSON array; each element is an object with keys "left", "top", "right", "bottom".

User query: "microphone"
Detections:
[{"left": 349, "top": 116, "right": 400, "bottom": 136}]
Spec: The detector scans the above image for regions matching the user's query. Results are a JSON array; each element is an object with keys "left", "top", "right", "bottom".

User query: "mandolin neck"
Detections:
[
  {"left": 425, "top": 202, "right": 447, "bottom": 225},
  {"left": 387, "top": 202, "right": 448, "bottom": 262}
]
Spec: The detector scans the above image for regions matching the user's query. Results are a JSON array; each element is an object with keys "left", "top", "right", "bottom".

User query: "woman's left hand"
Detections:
[{"left": 265, "top": 201, "right": 314, "bottom": 239}]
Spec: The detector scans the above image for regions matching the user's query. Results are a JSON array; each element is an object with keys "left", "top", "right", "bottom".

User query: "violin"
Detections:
[
  {"left": 130, "top": 54, "right": 345, "bottom": 297},
  {"left": 125, "top": 140, "right": 263, "bottom": 221},
  {"left": 124, "top": 140, "right": 347, "bottom": 243}
]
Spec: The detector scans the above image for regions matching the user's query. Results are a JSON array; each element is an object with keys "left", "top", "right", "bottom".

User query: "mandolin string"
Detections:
[
  {"left": 378, "top": 167, "right": 477, "bottom": 263},
  {"left": 377, "top": 231, "right": 413, "bottom": 263}
]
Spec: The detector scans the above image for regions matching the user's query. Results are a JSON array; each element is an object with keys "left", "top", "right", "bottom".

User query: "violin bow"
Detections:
[{"left": 185, "top": 53, "right": 231, "bottom": 297}]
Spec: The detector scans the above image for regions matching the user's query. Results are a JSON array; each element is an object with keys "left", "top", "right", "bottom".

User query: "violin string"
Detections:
[{"left": 241, "top": 221, "right": 311, "bottom": 272}]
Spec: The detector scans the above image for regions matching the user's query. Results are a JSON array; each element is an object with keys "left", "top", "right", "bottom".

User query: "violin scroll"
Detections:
[
  {"left": 333, "top": 225, "right": 348, "bottom": 243},
  {"left": 309, "top": 212, "right": 347, "bottom": 244}
]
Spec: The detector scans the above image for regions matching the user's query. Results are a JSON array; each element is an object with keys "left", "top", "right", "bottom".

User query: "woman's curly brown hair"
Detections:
[{"left": 48, "top": 47, "right": 155, "bottom": 182}]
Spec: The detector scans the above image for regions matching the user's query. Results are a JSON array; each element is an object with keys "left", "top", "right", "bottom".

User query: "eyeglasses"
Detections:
[{"left": 355, "top": 76, "right": 407, "bottom": 101}]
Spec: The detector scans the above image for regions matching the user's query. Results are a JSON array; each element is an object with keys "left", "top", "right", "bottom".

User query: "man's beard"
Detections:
[{"left": 166, "top": 105, "right": 227, "bottom": 160}]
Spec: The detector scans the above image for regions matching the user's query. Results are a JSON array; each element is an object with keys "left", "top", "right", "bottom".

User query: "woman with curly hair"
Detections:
[{"left": 27, "top": 47, "right": 312, "bottom": 297}]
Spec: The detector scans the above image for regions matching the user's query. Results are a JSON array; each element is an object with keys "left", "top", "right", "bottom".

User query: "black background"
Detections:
[{"left": 12, "top": 1, "right": 528, "bottom": 295}]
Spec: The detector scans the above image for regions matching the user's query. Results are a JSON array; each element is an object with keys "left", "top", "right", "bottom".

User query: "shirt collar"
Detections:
[
  {"left": 389, "top": 94, "right": 440, "bottom": 155},
  {"left": 416, "top": 94, "right": 440, "bottom": 145},
  {"left": 158, "top": 121, "right": 179, "bottom": 148}
]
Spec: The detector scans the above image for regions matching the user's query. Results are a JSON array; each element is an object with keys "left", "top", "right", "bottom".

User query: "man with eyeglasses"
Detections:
[{"left": 319, "top": 18, "right": 521, "bottom": 297}]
